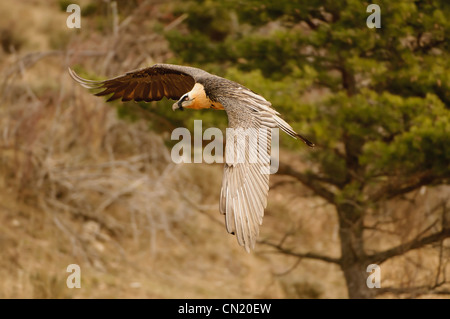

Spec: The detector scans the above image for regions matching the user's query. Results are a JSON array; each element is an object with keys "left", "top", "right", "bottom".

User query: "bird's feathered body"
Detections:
[{"left": 69, "top": 63, "right": 314, "bottom": 252}]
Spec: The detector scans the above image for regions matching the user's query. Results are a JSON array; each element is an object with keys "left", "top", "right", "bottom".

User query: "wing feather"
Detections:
[
  {"left": 68, "top": 63, "right": 211, "bottom": 103},
  {"left": 220, "top": 93, "right": 276, "bottom": 252},
  {"left": 219, "top": 85, "right": 314, "bottom": 251}
]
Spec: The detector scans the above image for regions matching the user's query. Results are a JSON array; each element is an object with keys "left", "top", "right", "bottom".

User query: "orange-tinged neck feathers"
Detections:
[{"left": 186, "top": 83, "right": 224, "bottom": 110}]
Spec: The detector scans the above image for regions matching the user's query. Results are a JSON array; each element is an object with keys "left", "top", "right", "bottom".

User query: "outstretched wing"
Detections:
[
  {"left": 219, "top": 88, "right": 279, "bottom": 252},
  {"left": 68, "top": 63, "right": 209, "bottom": 102},
  {"left": 219, "top": 86, "right": 314, "bottom": 252}
]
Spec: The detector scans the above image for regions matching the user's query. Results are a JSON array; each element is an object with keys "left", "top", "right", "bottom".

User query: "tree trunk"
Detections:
[
  {"left": 341, "top": 262, "right": 376, "bottom": 299},
  {"left": 337, "top": 203, "right": 376, "bottom": 299}
]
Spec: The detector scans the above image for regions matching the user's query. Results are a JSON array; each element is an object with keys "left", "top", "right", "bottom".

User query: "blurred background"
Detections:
[{"left": 0, "top": 0, "right": 449, "bottom": 299}]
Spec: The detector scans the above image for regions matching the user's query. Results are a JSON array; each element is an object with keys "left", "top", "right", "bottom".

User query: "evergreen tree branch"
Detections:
[
  {"left": 367, "top": 228, "right": 450, "bottom": 265},
  {"left": 369, "top": 172, "right": 440, "bottom": 203},
  {"left": 277, "top": 162, "right": 336, "bottom": 204},
  {"left": 259, "top": 239, "right": 341, "bottom": 265}
]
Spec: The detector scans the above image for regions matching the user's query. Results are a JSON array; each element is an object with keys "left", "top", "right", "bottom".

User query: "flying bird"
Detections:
[{"left": 69, "top": 64, "right": 314, "bottom": 252}]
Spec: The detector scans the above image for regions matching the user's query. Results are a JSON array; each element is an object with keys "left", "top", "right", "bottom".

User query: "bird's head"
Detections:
[{"left": 172, "top": 92, "right": 194, "bottom": 111}]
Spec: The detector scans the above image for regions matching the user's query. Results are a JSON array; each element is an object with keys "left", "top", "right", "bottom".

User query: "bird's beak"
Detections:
[{"left": 172, "top": 101, "right": 184, "bottom": 111}]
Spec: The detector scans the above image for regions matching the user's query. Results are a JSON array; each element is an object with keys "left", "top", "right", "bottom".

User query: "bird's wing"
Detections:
[
  {"left": 68, "top": 64, "right": 210, "bottom": 102},
  {"left": 218, "top": 88, "right": 280, "bottom": 252}
]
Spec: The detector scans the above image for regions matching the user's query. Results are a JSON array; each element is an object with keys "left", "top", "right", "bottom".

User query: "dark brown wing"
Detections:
[{"left": 69, "top": 64, "right": 209, "bottom": 102}]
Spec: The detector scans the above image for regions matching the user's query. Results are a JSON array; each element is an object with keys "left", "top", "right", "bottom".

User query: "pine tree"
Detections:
[{"left": 165, "top": 0, "right": 450, "bottom": 298}]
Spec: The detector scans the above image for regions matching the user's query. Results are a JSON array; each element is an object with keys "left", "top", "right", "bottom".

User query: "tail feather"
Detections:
[{"left": 274, "top": 115, "right": 315, "bottom": 147}]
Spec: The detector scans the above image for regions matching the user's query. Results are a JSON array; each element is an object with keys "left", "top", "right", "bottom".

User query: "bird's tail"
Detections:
[{"left": 273, "top": 115, "right": 315, "bottom": 147}]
